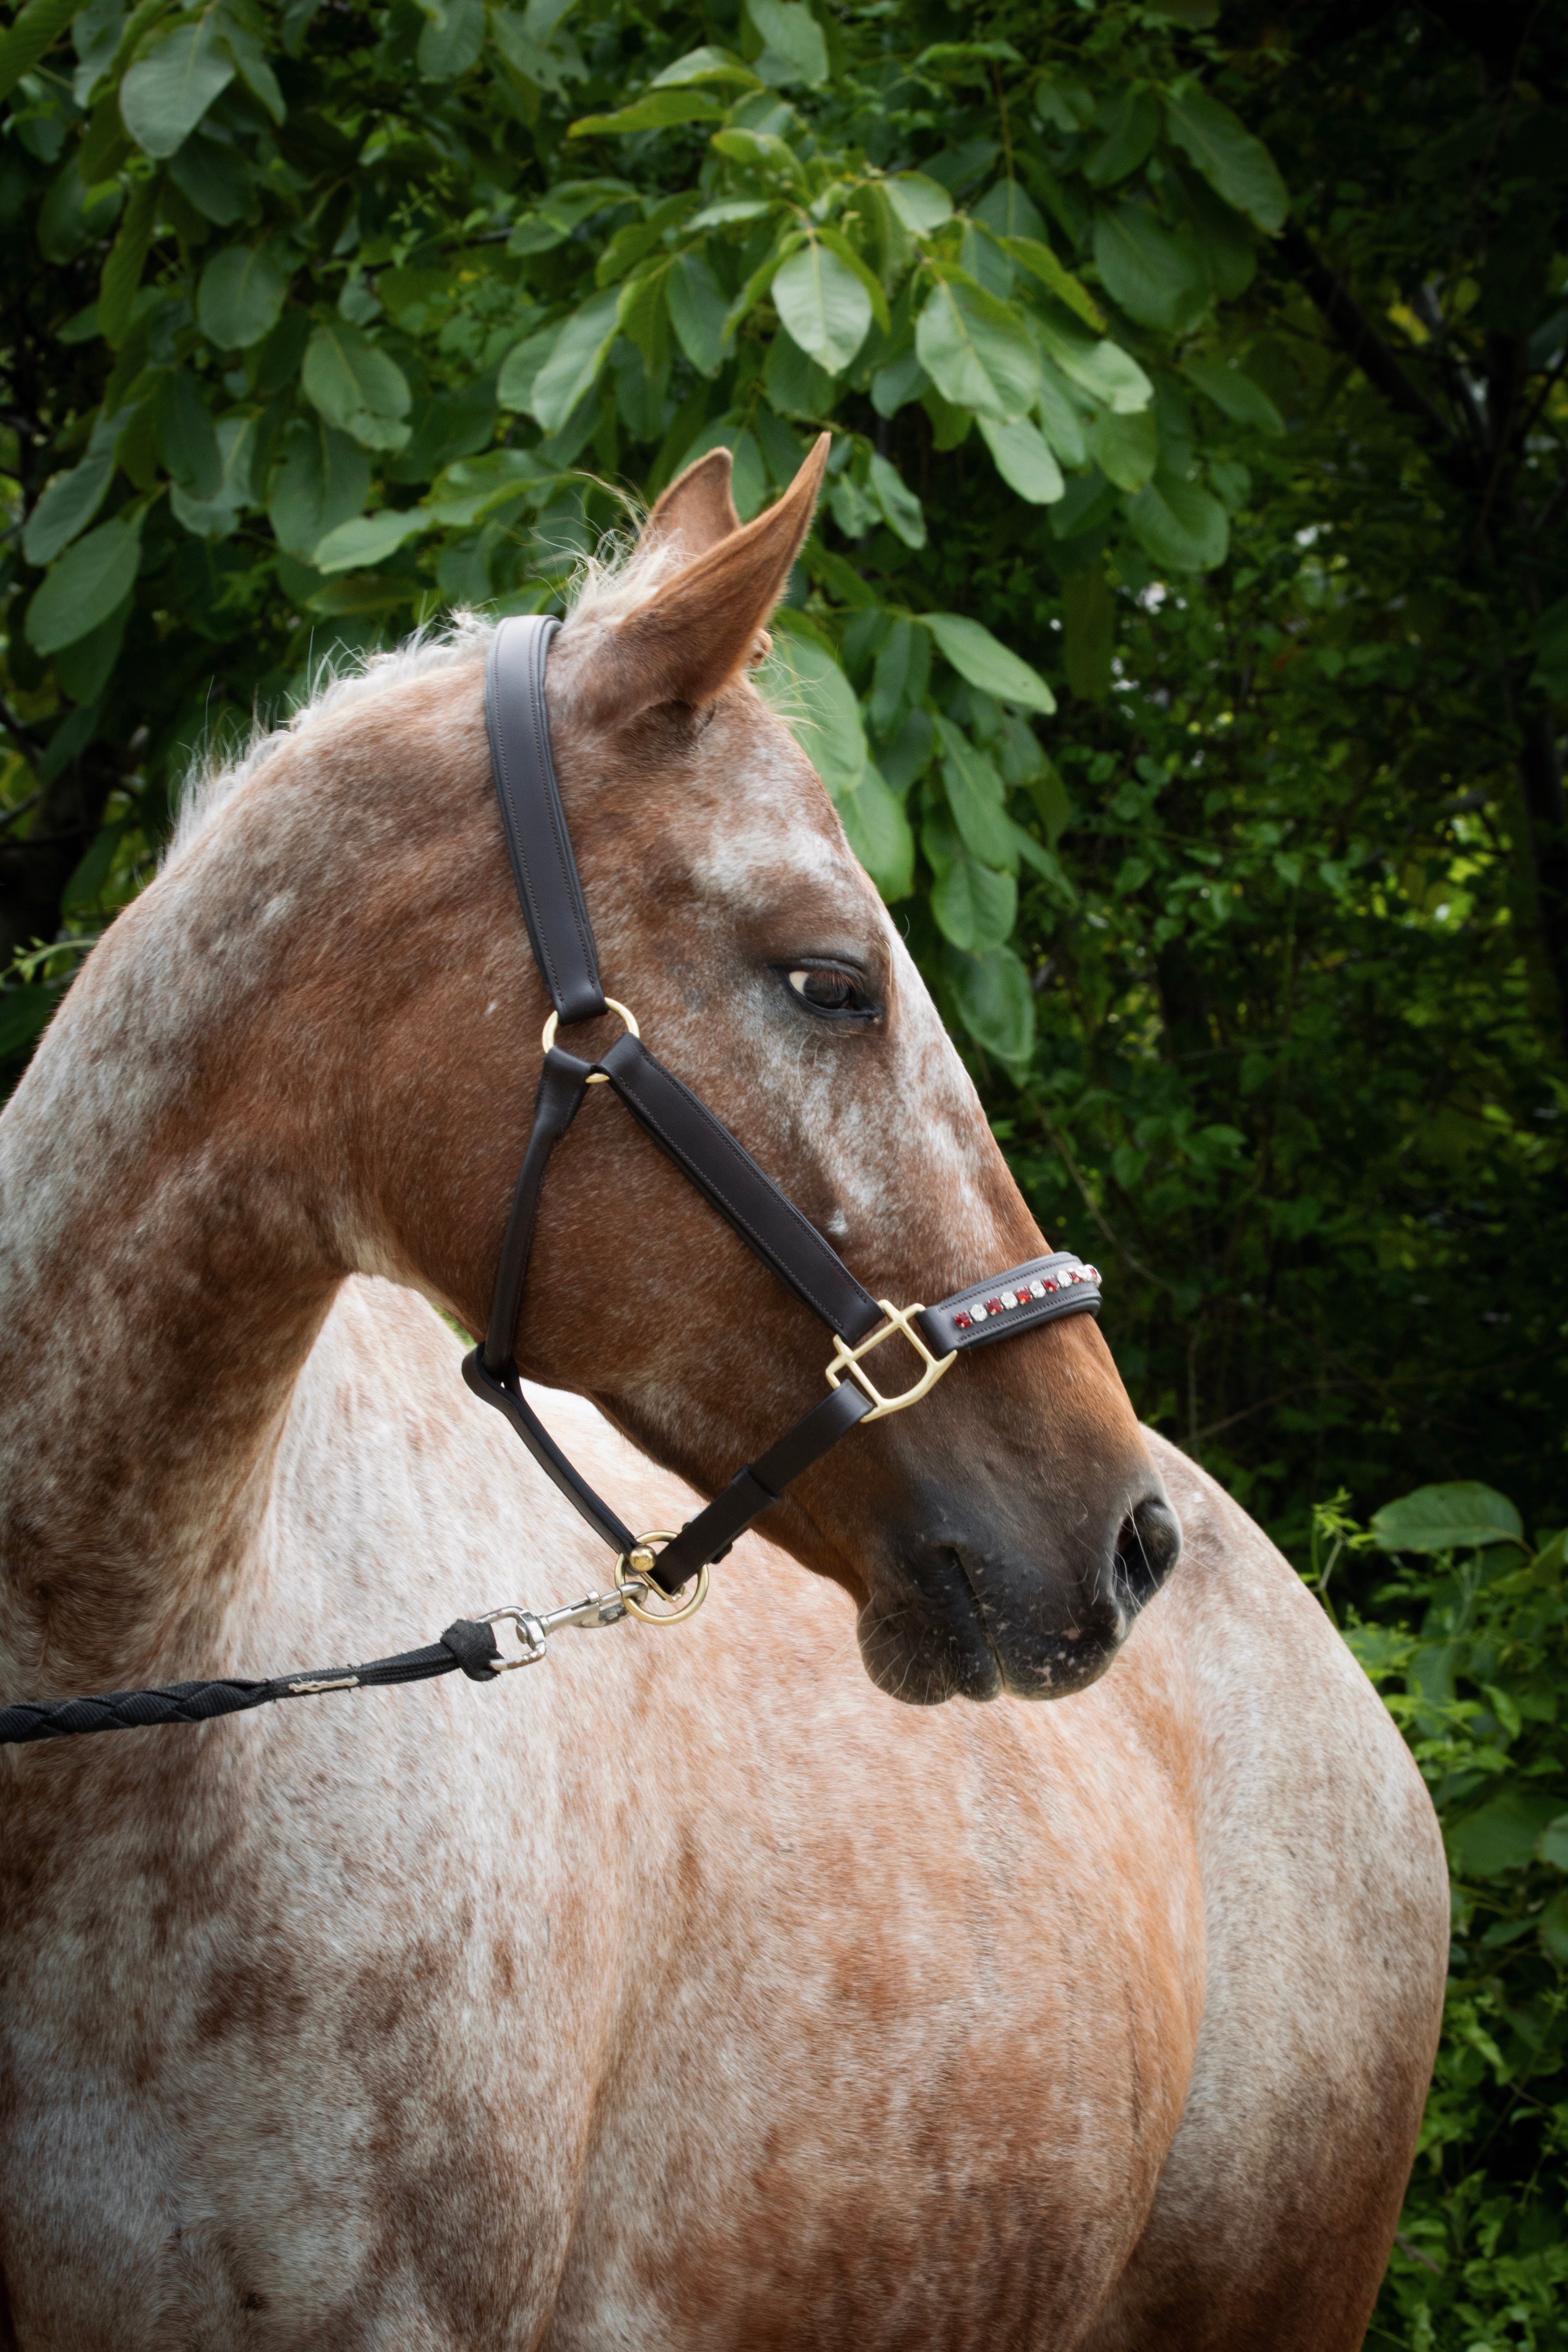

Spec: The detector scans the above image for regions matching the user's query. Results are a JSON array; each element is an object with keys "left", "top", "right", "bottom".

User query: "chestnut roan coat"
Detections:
[{"left": 0, "top": 442, "right": 1447, "bottom": 2350}]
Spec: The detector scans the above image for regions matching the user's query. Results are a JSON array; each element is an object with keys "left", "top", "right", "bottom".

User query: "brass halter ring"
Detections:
[
  {"left": 541, "top": 997, "right": 640, "bottom": 1085},
  {"left": 614, "top": 1532, "right": 711, "bottom": 1626}
]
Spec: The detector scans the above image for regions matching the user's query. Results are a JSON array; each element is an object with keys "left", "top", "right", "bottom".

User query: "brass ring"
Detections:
[
  {"left": 614, "top": 1532, "right": 710, "bottom": 1627},
  {"left": 541, "top": 997, "right": 639, "bottom": 1085}
]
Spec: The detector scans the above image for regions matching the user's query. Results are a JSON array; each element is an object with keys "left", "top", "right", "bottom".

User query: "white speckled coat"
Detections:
[{"left": 0, "top": 450, "right": 1447, "bottom": 2349}]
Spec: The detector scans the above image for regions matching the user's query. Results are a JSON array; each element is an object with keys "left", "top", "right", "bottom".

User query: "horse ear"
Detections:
[
  {"left": 641, "top": 448, "right": 741, "bottom": 560},
  {"left": 584, "top": 434, "right": 829, "bottom": 719}
]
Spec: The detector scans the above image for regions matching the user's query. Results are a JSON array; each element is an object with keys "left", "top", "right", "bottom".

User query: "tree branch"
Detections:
[{"left": 1278, "top": 223, "right": 1476, "bottom": 493}]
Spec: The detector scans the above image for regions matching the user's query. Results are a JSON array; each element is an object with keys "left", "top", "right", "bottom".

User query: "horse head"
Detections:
[{"left": 342, "top": 439, "right": 1180, "bottom": 1702}]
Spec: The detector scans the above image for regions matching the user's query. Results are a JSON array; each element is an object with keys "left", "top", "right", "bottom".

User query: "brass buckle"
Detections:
[
  {"left": 614, "top": 1531, "right": 711, "bottom": 1627},
  {"left": 541, "top": 997, "right": 639, "bottom": 1085},
  {"left": 824, "top": 1301, "right": 956, "bottom": 1422}
]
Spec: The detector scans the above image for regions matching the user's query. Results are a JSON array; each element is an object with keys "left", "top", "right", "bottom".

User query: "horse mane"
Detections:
[{"left": 168, "top": 509, "right": 694, "bottom": 865}]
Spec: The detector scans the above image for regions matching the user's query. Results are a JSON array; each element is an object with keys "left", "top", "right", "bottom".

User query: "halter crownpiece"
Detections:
[{"left": 462, "top": 615, "right": 1102, "bottom": 1606}]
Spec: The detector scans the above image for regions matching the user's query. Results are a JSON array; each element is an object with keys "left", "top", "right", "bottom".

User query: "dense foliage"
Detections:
[
  {"left": 1332, "top": 1481, "right": 1568, "bottom": 2350},
  {"left": 2, "top": 0, "right": 1566, "bottom": 2339}
]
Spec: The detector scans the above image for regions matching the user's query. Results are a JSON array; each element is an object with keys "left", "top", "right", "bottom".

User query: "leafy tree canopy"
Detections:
[{"left": 4, "top": 1, "right": 1568, "bottom": 2333}]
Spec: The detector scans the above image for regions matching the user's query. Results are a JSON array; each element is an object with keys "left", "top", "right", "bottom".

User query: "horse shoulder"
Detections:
[{"left": 1082, "top": 1434, "right": 1448, "bottom": 2351}]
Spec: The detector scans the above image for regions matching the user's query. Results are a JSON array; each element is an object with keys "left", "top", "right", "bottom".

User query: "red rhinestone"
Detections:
[
  {"left": 1044, "top": 1280, "right": 1056, "bottom": 1292},
  {"left": 985, "top": 1298, "right": 1004, "bottom": 1314},
  {"left": 954, "top": 1311, "right": 972, "bottom": 1329}
]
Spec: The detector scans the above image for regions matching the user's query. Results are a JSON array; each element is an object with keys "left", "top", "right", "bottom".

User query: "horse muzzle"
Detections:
[{"left": 857, "top": 1482, "right": 1181, "bottom": 1706}]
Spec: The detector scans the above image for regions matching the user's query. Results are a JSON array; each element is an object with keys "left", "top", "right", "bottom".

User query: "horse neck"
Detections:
[{"left": 0, "top": 694, "right": 463, "bottom": 1695}]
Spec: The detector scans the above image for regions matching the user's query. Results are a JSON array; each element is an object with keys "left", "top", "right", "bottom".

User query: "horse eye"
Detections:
[{"left": 787, "top": 967, "right": 871, "bottom": 1017}]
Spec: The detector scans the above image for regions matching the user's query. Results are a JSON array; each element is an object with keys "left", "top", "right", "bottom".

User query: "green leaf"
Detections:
[
  {"left": 709, "top": 128, "right": 809, "bottom": 191},
  {"left": 570, "top": 88, "right": 723, "bottom": 135},
  {"left": 766, "top": 327, "right": 836, "bottom": 417},
  {"left": 772, "top": 241, "right": 872, "bottom": 375},
  {"left": 915, "top": 272, "right": 1041, "bottom": 422},
  {"left": 973, "top": 178, "right": 1045, "bottom": 243},
  {"left": 1093, "top": 204, "right": 1208, "bottom": 332},
  {"left": 424, "top": 447, "right": 546, "bottom": 528},
  {"left": 1030, "top": 311, "right": 1152, "bottom": 414},
  {"left": 1450, "top": 1790, "right": 1563, "bottom": 1879},
  {"left": 156, "top": 367, "right": 222, "bottom": 496},
  {"left": 931, "top": 852, "right": 1016, "bottom": 953},
  {"left": 1182, "top": 356, "right": 1285, "bottom": 435},
  {"left": 1034, "top": 362, "right": 1087, "bottom": 467},
  {"left": 169, "top": 411, "right": 256, "bottom": 539},
  {"left": 1164, "top": 85, "right": 1289, "bottom": 236},
  {"left": 24, "top": 450, "right": 114, "bottom": 566},
  {"left": 197, "top": 244, "right": 287, "bottom": 349},
  {"left": 216, "top": 11, "right": 285, "bottom": 120},
  {"left": 0, "top": 0, "right": 77, "bottom": 100},
  {"left": 1028, "top": 758, "right": 1072, "bottom": 845},
  {"left": 880, "top": 708, "right": 934, "bottom": 794},
  {"left": 27, "top": 515, "right": 142, "bottom": 652},
  {"left": 768, "top": 619, "right": 868, "bottom": 797},
  {"left": 745, "top": 0, "right": 826, "bottom": 86},
  {"left": 950, "top": 944, "right": 1034, "bottom": 1062},
  {"left": 1370, "top": 1483, "right": 1528, "bottom": 1555},
  {"left": 1167, "top": 159, "right": 1257, "bottom": 299},
  {"left": 977, "top": 415, "right": 1063, "bottom": 505},
  {"left": 267, "top": 418, "right": 371, "bottom": 559},
  {"left": 120, "top": 17, "right": 235, "bottom": 156},
  {"left": 870, "top": 348, "right": 928, "bottom": 418},
  {"left": 496, "top": 326, "right": 559, "bottom": 413},
  {"left": 867, "top": 450, "right": 925, "bottom": 546},
  {"left": 417, "top": 0, "right": 485, "bottom": 79},
  {"left": 98, "top": 172, "right": 156, "bottom": 346},
  {"left": 1085, "top": 87, "right": 1161, "bottom": 187},
  {"left": 870, "top": 618, "right": 931, "bottom": 737},
  {"left": 169, "top": 127, "right": 250, "bottom": 225},
  {"left": 650, "top": 45, "right": 758, "bottom": 90},
  {"left": 817, "top": 227, "right": 891, "bottom": 334},
  {"left": 1122, "top": 470, "right": 1229, "bottom": 572},
  {"left": 924, "top": 612, "right": 1056, "bottom": 712},
  {"left": 303, "top": 321, "right": 411, "bottom": 451},
  {"left": 1540, "top": 1814, "right": 1568, "bottom": 1872},
  {"left": 1088, "top": 405, "right": 1158, "bottom": 491},
  {"left": 880, "top": 172, "right": 953, "bottom": 236},
  {"left": 528, "top": 288, "right": 620, "bottom": 433},
  {"left": 1062, "top": 566, "right": 1114, "bottom": 699},
  {"left": 666, "top": 250, "right": 730, "bottom": 376},
  {"left": 1540, "top": 1891, "right": 1568, "bottom": 1966},
  {"left": 837, "top": 762, "right": 915, "bottom": 900},
  {"left": 936, "top": 715, "right": 1015, "bottom": 869},
  {"left": 313, "top": 508, "right": 429, "bottom": 572},
  {"left": 1002, "top": 236, "right": 1104, "bottom": 331}
]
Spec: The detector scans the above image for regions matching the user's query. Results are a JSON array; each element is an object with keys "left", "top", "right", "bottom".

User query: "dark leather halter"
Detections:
[{"left": 461, "top": 615, "right": 1103, "bottom": 1605}]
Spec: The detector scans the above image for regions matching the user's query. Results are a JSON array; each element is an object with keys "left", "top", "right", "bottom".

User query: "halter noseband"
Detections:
[{"left": 462, "top": 616, "right": 1102, "bottom": 1607}]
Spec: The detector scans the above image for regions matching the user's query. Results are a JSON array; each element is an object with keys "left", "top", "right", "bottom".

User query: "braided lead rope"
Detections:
[{"left": 0, "top": 1618, "right": 504, "bottom": 1748}]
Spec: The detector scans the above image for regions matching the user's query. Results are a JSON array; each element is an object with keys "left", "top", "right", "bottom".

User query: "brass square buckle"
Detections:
[{"left": 824, "top": 1301, "right": 955, "bottom": 1422}]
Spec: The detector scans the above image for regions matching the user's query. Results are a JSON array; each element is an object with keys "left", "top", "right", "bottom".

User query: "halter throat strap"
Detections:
[{"left": 464, "top": 615, "right": 1102, "bottom": 1595}]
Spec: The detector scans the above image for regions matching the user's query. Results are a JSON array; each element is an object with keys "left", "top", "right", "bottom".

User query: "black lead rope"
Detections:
[
  {"left": 2, "top": 613, "right": 1103, "bottom": 1747},
  {"left": 0, "top": 1620, "right": 505, "bottom": 1749}
]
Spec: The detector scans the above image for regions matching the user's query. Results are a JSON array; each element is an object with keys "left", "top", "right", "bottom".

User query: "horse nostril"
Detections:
[{"left": 1112, "top": 1495, "right": 1181, "bottom": 1612}]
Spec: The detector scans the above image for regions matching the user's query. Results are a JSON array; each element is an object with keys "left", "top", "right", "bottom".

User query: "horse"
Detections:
[{"left": 0, "top": 440, "right": 1448, "bottom": 2349}]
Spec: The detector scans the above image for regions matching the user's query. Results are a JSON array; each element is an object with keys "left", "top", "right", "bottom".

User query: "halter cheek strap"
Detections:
[{"left": 463, "top": 616, "right": 1102, "bottom": 1599}]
